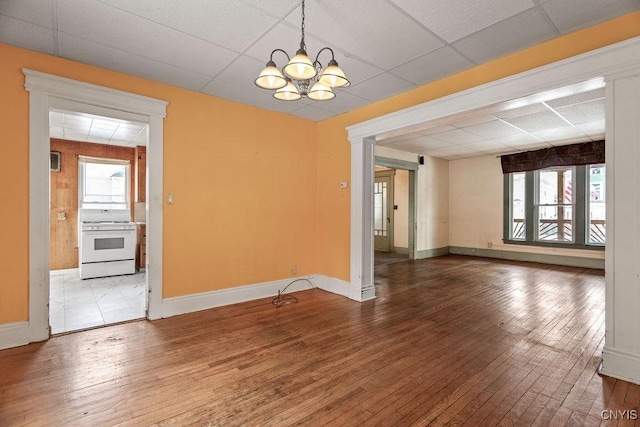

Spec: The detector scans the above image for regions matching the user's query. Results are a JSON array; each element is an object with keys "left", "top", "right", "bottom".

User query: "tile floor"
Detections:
[{"left": 49, "top": 271, "right": 146, "bottom": 334}]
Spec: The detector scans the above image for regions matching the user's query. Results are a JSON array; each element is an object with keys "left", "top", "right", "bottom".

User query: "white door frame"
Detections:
[
  {"left": 347, "top": 37, "right": 640, "bottom": 298},
  {"left": 24, "top": 69, "right": 167, "bottom": 343}
]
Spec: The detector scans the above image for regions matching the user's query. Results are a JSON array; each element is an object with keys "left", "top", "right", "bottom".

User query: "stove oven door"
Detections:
[{"left": 81, "top": 229, "right": 136, "bottom": 263}]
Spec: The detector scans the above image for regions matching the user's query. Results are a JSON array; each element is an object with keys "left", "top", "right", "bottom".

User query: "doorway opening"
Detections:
[
  {"left": 48, "top": 109, "right": 149, "bottom": 334},
  {"left": 25, "top": 69, "right": 167, "bottom": 344},
  {"left": 373, "top": 157, "right": 418, "bottom": 268}
]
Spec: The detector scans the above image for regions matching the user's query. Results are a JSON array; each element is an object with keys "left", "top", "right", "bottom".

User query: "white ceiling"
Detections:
[
  {"left": 50, "top": 109, "right": 147, "bottom": 147},
  {"left": 2, "top": 0, "right": 636, "bottom": 156},
  {"left": 377, "top": 79, "right": 606, "bottom": 160}
]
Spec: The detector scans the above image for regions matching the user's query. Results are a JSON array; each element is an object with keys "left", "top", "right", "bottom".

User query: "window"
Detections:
[
  {"left": 504, "top": 164, "right": 605, "bottom": 249},
  {"left": 588, "top": 164, "right": 606, "bottom": 245},
  {"left": 536, "top": 167, "right": 574, "bottom": 242},
  {"left": 79, "top": 156, "right": 130, "bottom": 209},
  {"left": 510, "top": 172, "right": 526, "bottom": 240}
]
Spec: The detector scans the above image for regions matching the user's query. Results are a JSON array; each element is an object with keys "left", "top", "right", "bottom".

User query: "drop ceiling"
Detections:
[
  {"left": 50, "top": 110, "right": 147, "bottom": 147},
  {"left": 377, "top": 79, "right": 606, "bottom": 160},
  {"left": 2, "top": 0, "right": 637, "bottom": 156}
]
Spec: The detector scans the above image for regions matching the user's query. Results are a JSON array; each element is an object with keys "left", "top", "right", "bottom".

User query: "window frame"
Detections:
[
  {"left": 78, "top": 155, "right": 131, "bottom": 210},
  {"left": 503, "top": 164, "right": 603, "bottom": 251}
]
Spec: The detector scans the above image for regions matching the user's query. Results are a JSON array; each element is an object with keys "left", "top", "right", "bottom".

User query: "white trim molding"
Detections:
[
  {"left": 21, "top": 69, "right": 167, "bottom": 349},
  {"left": 0, "top": 322, "right": 29, "bottom": 350},
  {"left": 600, "top": 347, "right": 640, "bottom": 385}
]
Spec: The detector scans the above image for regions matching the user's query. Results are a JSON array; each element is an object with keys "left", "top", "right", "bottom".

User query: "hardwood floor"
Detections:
[{"left": 1, "top": 255, "right": 639, "bottom": 426}]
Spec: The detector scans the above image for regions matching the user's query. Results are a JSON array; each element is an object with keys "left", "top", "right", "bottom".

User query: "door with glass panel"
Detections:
[{"left": 374, "top": 171, "right": 394, "bottom": 252}]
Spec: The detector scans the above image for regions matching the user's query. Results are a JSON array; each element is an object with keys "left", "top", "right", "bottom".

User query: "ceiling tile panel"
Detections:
[
  {"left": 575, "top": 120, "right": 605, "bottom": 138},
  {"left": 390, "top": 46, "right": 474, "bottom": 86},
  {"left": 419, "top": 125, "right": 457, "bottom": 136},
  {"left": 58, "top": 0, "right": 238, "bottom": 77},
  {"left": 554, "top": 99, "right": 605, "bottom": 125},
  {"left": 388, "top": 0, "right": 535, "bottom": 43},
  {"left": 421, "top": 145, "right": 485, "bottom": 158},
  {"left": 98, "top": 0, "right": 280, "bottom": 53},
  {"left": 58, "top": 34, "right": 214, "bottom": 91},
  {"left": 284, "top": 0, "right": 444, "bottom": 69},
  {"left": 489, "top": 133, "right": 542, "bottom": 147},
  {"left": 462, "top": 140, "right": 512, "bottom": 153},
  {"left": 310, "top": 92, "right": 372, "bottom": 115},
  {"left": 530, "top": 126, "right": 588, "bottom": 142},
  {"left": 385, "top": 136, "right": 453, "bottom": 152},
  {"left": 501, "top": 110, "right": 569, "bottom": 132},
  {"left": 452, "top": 8, "right": 557, "bottom": 64},
  {"left": 347, "top": 73, "right": 416, "bottom": 102},
  {"left": 201, "top": 79, "right": 306, "bottom": 115},
  {"left": 430, "top": 129, "right": 486, "bottom": 144},
  {"left": 494, "top": 103, "right": 550, "bottom": 119},
  {"left": 0, "top": 0, "right": 54, "bottom": 28},
  {"left": 540, "top": 0, "right": 640, "bottom": 34},
  {"left": 0, "top": 16, "right": 55, "bottom": 55},
  {"left": 545, "top": 87, "right": 605, "bottom": 108},
  {"left": 462, "top": 119, "right": 527, "bottom": 139},
  {"left": 288, "top": 105, "right": 336, "bottom": 121},
  {"left": 240, "top": 0, "right": 301, "bottom": 18}
]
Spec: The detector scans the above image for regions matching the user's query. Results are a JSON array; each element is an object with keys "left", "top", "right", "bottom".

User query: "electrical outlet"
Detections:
[
  {"left": 487, "top": 241, "right": 493, "bottom": 248},
  {"left": 291, "top": 265, "right": 297, "bottom": 275},
  {"left": 57, "top": 212, "right": 66, "bottom": 221}
]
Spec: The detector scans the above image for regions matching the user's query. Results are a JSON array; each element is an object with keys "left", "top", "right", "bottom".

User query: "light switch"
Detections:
[
  {"left": 340, "top": 181, "right": 348, "bottom": 189},
  {"left": 167, "top": 193, "right": 174, "bottom": 204},
  {"left": 57, "top": 212, "right": 66, "bottom": 221}
]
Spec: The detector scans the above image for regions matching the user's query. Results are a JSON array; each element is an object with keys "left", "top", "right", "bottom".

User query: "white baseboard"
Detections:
[
  {"left": 600, "top": 346, "right": 640, "bottom": 385},
  {"left": 161, "top": 276, "right": 317, "bottom": 318},
  {"left": 0, "top": 321, "right": 29, "bottom": 350},
  {"left": 0, "top": 274, "right": 364, "bottom": 350},
  {"left": 50, "top": 268, "right": 78, "bottom": 276},
  {"left": 313, "top": 274, "right": 376, "bottom": 302}
]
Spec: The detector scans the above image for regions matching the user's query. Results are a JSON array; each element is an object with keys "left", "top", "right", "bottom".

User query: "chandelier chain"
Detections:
[{"left": 300, "top": 0, "right": 306, "bottom": 50}]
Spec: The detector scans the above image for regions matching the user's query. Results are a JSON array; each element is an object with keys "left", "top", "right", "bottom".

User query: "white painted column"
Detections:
[
  {"left": 27, "top": 89, "right": 51, "bottom": 343},
  {"left": 349, "top": 136, "right": 376, "bottom": 302},
  {"left": 601, "top": 70, "right": 640, "bottom": 384}
]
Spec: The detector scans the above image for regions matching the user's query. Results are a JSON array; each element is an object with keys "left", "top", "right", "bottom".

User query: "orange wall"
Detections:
[
  {"left": 0, "top": 44, "right": 317, "bottom": 323},
  {"left": 316, "top": 12, "right": 640, "bottom": 281}
]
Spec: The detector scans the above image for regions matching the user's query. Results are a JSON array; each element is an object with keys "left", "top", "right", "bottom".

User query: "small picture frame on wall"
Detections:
[{"left": 50, "top": 151, "right": 61, "bottom": 172}]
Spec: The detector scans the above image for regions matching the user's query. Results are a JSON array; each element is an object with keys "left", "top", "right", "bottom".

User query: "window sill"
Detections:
[{"left": 502, "top": 239, "right": 605, "bottom": 251}]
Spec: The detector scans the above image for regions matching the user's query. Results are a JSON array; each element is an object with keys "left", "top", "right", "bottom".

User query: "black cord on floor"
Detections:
[{"left": 272, "top": 278, "right": 315, "bottom": 308}]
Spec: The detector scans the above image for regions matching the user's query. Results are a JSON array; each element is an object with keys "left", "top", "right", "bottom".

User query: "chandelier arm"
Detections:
[
  {"left": 313, "top": 47, "right": 336, "bottom": 64},
  {"left": 269, "top": 48, "right": 291, "bottom": 63}
]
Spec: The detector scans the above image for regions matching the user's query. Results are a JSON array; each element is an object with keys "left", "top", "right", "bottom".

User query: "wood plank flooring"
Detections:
[{"left": 1, "top": 255, "right": 639, "bottom": 426}]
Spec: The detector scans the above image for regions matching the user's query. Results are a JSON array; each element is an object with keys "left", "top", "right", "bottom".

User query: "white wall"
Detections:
[
  {"left": 394, "top": 169, "right": 409, "bottom": 249},
  {"left": 375, "top": 146, "right": 450, "bottom": 252},
  {"left": 448, "top": 154, "right": 604, "bottom": 260},
  {"left": 418, "top": 156, "right": 449, "bottom": 251}
]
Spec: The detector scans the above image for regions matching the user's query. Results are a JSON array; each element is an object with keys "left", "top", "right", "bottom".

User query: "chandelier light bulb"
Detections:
[
  {"left": 255, "top": 61, "right": 287, "bottom": 90},
  {"left": 273, "top": 79, "right": 302, "bottom": 101},
  {"left": 308, "top": 81, "right": 335, "bottom": 101},
  {"left": 318, "top": 59, "right": 350, "bottom": 88},
  {"left": 283, "top": 49, "right": 317, "bottom": 80}
]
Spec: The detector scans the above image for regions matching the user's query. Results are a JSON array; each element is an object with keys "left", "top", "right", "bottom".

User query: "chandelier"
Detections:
[{"left": 254, "top": 0, "right": 350, "bottom": 101}]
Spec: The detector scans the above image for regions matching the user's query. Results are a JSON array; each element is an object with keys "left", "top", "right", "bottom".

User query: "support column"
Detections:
[
  {"left": 601, "top": 70, "right": 640, "bottom": 384},
  {"left": 349, "top": 136, "right": 376, "bottom": 302}
]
